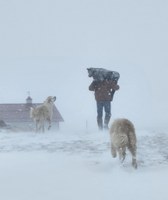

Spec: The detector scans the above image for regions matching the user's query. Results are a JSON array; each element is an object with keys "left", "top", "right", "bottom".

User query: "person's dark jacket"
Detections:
[{"left": 89, "top": 80, "right": 119, "bottom": 101}]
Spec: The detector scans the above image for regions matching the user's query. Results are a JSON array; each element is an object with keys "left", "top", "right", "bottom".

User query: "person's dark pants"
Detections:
[{"left": 96, "top": 101, "right": 111, "bottom": 130}]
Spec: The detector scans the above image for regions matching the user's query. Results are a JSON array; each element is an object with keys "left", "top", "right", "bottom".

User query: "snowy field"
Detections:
[
  {"left": 1, "top": 0, "right": 168, "bottom": 199},
  {"left": 0, "top": 128, "right": 168, "bottom": 200}
]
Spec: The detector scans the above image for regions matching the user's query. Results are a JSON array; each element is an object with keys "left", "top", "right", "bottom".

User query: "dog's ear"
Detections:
[{"left": 46, "top": 96, "right": 52, "bottom": 103}]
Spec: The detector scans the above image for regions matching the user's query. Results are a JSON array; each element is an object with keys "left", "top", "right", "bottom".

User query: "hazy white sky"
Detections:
[{"left": 0, "top": 0, "right": 168, "bottom": 130}]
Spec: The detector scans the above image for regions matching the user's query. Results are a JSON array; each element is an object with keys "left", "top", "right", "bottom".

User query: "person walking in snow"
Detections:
[{"left": 89, "top": 79, "right": 119, "bottom": 130}]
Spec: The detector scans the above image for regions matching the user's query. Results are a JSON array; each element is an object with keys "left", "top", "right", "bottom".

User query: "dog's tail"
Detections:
[{"left": 30, "top": 107, "right": 34, "bottom": 119}]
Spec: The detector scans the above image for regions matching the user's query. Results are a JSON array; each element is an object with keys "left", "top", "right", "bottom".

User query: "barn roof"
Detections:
[{"left": 0, "top": 97, "right": 64, "bottom": 123}]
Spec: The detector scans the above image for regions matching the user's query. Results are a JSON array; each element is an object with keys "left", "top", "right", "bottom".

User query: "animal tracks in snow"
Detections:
[{"left": 0, "top": 130, "right": 168, "bottom": 169}]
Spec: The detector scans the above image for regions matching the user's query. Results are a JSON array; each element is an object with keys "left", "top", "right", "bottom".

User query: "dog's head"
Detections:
[
  {"left": 87, "top": 68, "right": 94, "bottom": 77},
  {"left": 87, "top": 68, "right": 106, "bottom": 81},
  {"left": 45, "top": 96, "right": 56, "bottom": 104}
]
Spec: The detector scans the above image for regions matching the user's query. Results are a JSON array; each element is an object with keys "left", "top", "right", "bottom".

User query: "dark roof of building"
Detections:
[{"left": 0, "top": 102, "right": 64, "bottom": 123}]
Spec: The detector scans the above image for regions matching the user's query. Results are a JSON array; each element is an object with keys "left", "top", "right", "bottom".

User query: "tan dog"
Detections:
[
  {"left": 30, "top": 96, "right": 56, "bottom": 132},
  {"left": 109, "top": 118, "right": 137, "bottom": 169}
]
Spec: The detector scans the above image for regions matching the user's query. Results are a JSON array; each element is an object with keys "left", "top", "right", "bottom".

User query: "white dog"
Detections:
[
  {"left": 30, "top": 96, "right": 56, "bottom": 132},
  {"left": 109, "top": 118, "right": 137, "bottom": 169}
]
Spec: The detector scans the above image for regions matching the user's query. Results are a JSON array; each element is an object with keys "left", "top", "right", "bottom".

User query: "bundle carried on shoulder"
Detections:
[{"left": 87, "top": 67, "right": 120, "bottom": 82}]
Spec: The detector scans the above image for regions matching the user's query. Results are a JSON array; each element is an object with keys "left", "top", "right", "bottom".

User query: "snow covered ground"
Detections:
[
  {"left": 1, "top": 0, "right": 168, "bottom": 199},
  {"left": 0, "top": 128, "right": 168, "bottom": 200}
]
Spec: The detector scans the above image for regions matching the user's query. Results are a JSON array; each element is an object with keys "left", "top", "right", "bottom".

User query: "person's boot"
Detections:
[
  {"left": 97, "top": 117, "right": 103, "bottom": 130},
  {"left": 104, "top": 115, "right": 111, "bottom": 130}
]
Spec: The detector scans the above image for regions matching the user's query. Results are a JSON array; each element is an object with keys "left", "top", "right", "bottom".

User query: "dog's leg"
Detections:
[
  {"left": 118, "top": 148, "right": 123, "bottom": 161},
  {"left": 121, "top": 147, "right": 126, "bottom": 162},
  {"left": 132, "top": 157, "right": 137, "bottom": 169},
  {"left": 39, "top": 119, "right": 45, "bottom": 133},
  {"left": 41, "top": 125, "right": 44, "bottom": 132},
  {"left": 129, "top": 146, "right": 137, "bottom": 169},
  {"left": 47, "top": 118, "right": 51, "bottom": 130},
  {"left": 38, "top": 120, "right": 41, "bottom": 132},
  {"left": 42, "top": 121, "right": 45, "bottom": 133},
  {"left": 118, "top": 147, "right": 126, "bottom": 162},
  {"left": 111, "top": 143, "right": 117, "bottom": 158},
  {"left": 35, "top": 120, "right": 39, "bottom": 133}
]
